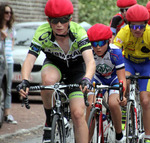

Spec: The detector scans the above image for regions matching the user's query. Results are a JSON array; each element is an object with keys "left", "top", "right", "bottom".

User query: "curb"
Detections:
[{"left": 0, "top": 125, "right": 43, "bottom": 140}]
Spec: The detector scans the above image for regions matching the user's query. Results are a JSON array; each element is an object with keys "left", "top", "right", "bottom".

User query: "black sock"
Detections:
[
  {"left": 44, "top": 108, "right": 52, "bottom": 127},
  {"left": 116, "top": 132, "right": 123, "bottom": 140}
]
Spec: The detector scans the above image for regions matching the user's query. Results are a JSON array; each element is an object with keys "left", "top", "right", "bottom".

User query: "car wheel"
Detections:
[{"left": 0, "top": 84, "right": 5, "bottom": 128}]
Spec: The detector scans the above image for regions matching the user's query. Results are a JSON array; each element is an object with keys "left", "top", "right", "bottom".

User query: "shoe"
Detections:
[
  {"left": 121, "top": 106, "right": 126, "bottom": 130},
  {"left": 115, "top": 136, "right": 126, "bottom": 143},
  {"left": 144, "top": 139, "right": 150, "bottom": 143},
  {"left": 42, "top": 126, "right": 51, "bottom": 143},
  {"left": 4, "top": 115, "right": 17, "bottom": 124}
]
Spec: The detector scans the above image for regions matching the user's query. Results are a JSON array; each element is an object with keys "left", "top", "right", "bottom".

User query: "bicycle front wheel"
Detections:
[
  {"left": 51, "top": 114, "right": 66, "bottom": 143},
  {"left": 126, "top": 101, "right": 138, "bottom": 143},
  {"left": 88, "top": 107, "right": 103, "bottom": 143}
]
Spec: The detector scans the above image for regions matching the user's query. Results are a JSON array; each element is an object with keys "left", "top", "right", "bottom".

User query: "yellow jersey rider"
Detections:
[{"left": 114, "top": 4, "right": 150, "bottom": 143}]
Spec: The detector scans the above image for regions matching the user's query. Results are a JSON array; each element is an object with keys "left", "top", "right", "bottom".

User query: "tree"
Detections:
[{"left": 79, "top": 0, "right": 149, "bottom": 25}]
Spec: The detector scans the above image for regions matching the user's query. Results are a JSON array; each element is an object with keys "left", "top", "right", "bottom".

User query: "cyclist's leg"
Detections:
[
  {"left": 65, "top": 62, "right": 88, "bottom": 143},
  {"left": 140, "top": 91, "right": 150, "bottom": 138},
  {"left": 109, "top": 93, "right": 122, "bottom": 132},
  {"left": 109, "top": 93, "right": 126, "bottom": 141},
  {"left": 137, "top": 61, "right": 150, "bottom": 141},
  {"left": 86, "top": 93, "right": 94, "bottom": 122},
  {"left": 108, "top": 75, "right": 126, "bottom": 142},
  {"left": 69, "top": 92, "right": 88, "bottom": 143},
  {"left": 41, "top": 65, "right": 61, "bottom": 108},
  {"left": 41, "top": 59, "right": 62, "bottom": 142},
  {"left": 124, "top": 58, "right": 135, "bottom": 131}
]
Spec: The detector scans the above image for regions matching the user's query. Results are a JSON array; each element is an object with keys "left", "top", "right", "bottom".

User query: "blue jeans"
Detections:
[{"left": 5, "top": 63, "right": 14, "bottom": 109}]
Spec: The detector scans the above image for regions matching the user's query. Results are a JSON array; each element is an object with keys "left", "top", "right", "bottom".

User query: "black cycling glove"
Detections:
[
  {"left": 80, "top": 77, "right": 93, "bottom": 90},
  {"left": 16, "top": 79, "right": 30, "bottom": 92}
]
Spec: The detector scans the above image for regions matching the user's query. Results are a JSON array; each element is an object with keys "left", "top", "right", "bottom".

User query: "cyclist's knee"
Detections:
[
  {"left": 109, "top": 94, "right": 119, "bottom": 109},
  {"left": 88, "top": 94, "right": 94, "bottom": 107},
  {"left": 42, "top": 79, "right": 56, "bottom": 86},
  {"left": 140, "top": 92, "right": 150, "bottom": 109},
  {"left": 71, "top": 109, "right": 85, "bottom": 123},
  {"left": 141, "top": 98, "right": 150, "bottom": 109},
  {"left": 41, "top": 68, "right": 61, "bottom": 85}
]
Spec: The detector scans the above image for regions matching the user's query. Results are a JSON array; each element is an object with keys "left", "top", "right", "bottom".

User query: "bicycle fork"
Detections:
[
  {"left": 98, "top": 112, "right": 104, "bottom": 143},
  {"left": 96, "top": 91, "right": 109, "bottom": 143},
  {"left": 127, "top": 83, "right": 139, "bottom": 141}
]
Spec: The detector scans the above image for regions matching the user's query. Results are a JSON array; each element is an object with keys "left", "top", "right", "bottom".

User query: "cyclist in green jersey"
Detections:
[{"left": 16, "top": 0, "right": 96, "bottom": 142}]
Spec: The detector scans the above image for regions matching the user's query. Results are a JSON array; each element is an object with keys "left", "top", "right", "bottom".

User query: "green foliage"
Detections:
[{"left": 78, "top": 0, "right": 149, "bottom": 26}]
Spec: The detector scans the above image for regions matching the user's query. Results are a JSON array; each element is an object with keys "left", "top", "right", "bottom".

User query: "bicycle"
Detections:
[
  {"left": 125, "top": 74, "right": 150, "bottom": 143},
  {"left": 21, "top": 82, "right": 89, "bottom": 143},
  {"left": 87, "top": 81, "right": 123, "bottom": 143}
]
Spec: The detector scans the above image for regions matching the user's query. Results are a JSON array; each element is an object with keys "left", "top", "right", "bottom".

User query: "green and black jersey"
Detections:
[{"left": 28, "top": 21, "right": 91, "bottom": 67}]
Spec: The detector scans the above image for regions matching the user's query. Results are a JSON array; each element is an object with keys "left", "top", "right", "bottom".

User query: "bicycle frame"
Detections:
[
  {"left": 126, "top": 78, "right": 139, "bottom": 142},
  {"left": 126, "top": 74, "right": 150, "bottom": 143},
  {"left": 28, "top": 83, "right": 89, "bottom": 143},
  {"left": 88, "top": 82, "right": 123, "bottom": 143}
]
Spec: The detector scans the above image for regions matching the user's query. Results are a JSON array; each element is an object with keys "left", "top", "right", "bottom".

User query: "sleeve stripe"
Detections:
[
  {"left": 80, "top": 46, "right": 91, "bottom": 53},
  {"left": 116, "top": 63, "right": 125, "bottom": 69}
]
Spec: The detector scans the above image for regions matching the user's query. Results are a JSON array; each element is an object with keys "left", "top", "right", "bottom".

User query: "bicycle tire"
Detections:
[
  {"left": 88, "top": 107, "right": 103, "bottom": 143},
  {"left": 51, "top": 114, "right": 66, "bottom": 143},
  {"left": 126, "top": 101, "right": 138, "bottom": 143}
]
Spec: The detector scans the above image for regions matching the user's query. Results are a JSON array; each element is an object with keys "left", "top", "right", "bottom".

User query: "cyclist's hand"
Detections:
[
  {"left": 79, "top": 77, "right": 93, "bottom": 93},
  {"left": 16, "top": 79, "right": 30, "bottom": 98},
  {"left": 118, "top": 96, "right": 127, "bottom": 106}
]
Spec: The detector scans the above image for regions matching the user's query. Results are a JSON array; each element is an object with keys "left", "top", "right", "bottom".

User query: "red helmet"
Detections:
[
  {"left": 146, "top": 1, "right": 150, "bottom": 10},
  {"left": 45, "top": 0, "right": 74, "bottom": 18},
  {"left": 87, "top": 24, "right": 112, "bottom": 42},
  {"left": 117, "top": 0, "right": 137, "bottom": 8},
  {"left": 126, "top": 4, "right": 149, "bottom": 22}
]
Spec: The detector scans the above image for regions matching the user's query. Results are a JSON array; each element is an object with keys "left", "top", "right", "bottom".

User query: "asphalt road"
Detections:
[
  {"left": 0, "top": 97, "right": 45, "bottom": 143},
  {"left": 0, "top": 97, "right": 75, "bottom": 143}
]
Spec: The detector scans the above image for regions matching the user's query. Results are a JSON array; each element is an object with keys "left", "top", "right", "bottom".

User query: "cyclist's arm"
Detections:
[
  {"left": 82, "top": 49, "right": 96, "bottom": 80},
  {"left": 110, "top": 15, "right": 123, "bottom": 30},
  {"left": 110, "top": 15, "right": 123, "bottom": 44},
  {"left": 114, "top": 25, "right": 130, "bottom": 49},
  {"left": 116, "top": 68, "right": 126, "bottom": 95},
  {"left": 110, "top": 35, "right": 116, "bottom": 44},
  {"left": 21, "top": 53, "right": 37, "bottom": 80},
  {"left": 116, "top": 68, "right": 127, "bottom": 106},
  {"left": 18, "top": 53, "right": 37, "bottom": 98}
]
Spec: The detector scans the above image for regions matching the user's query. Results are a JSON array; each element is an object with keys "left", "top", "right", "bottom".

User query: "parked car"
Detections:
[
  {"left": 12, "top": 22, "right": 47, "bottom": 102},
  {"left": 0, "top": 39, "right": 7, "bottom": 128}
]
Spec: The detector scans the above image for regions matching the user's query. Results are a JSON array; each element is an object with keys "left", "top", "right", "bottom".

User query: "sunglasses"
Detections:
[
  {"left": 5, "top": 11, "right": 12, "bottom": 15},
  {"left": 48, "top": 16, "right": 70, "bottom": 24},
  {"left": 91, "top": 40, "right": 109, "bottom": 47},
  {"left": 129, "top": 24, "right": 146, "bottom": 30},
  {"left": 120, "top": 8, "right": 128, "bottom": 13}
]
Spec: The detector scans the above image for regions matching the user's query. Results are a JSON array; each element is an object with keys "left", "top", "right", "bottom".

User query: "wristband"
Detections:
[
  {"left": 22, "top": 79, "right": 30, "bottom": 87},
  {"left": 82, "top": 77, "right": 91, "bottom": 82}
]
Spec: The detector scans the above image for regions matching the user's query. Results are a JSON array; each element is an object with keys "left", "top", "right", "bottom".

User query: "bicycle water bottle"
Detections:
[{"left": 103, "top": 114, "right": 108, "bottom": 137}]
